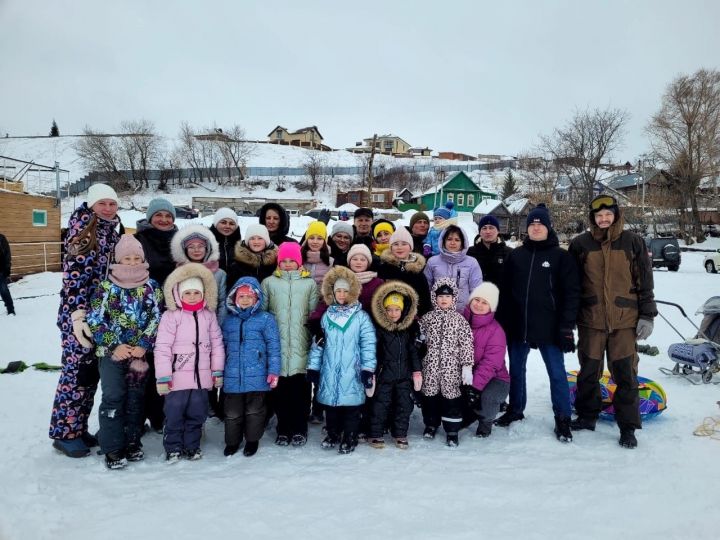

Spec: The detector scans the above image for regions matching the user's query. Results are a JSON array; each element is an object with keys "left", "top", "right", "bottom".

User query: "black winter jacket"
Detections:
[
  {"left": 377, "top": 251, "right": 432, "bottom": 316},
  {"left": 258, "top": 202, "right": 296, "bottom": 246},
  {"left": 134, "top": 220, "right": 178, "bottom": 285},
  {"left": 501, "top": 231, "right": 580, "bottom": 345},
  {"left": 209, "top": 224, "right": 241, "bottom": 273},
  {"left": 467, "top": 239, "right": 512, "bottom": 286},
  {"left": 0, "top": 233, "right": 10, "bottom": 276}
]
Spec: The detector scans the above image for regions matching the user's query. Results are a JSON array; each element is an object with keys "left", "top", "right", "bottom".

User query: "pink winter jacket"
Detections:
[
  {"left": 154, "top": 263, "right": 225, "bottom": 391},
  {"left": 462, "top": 307, "right": 510, "bottom": 391}
]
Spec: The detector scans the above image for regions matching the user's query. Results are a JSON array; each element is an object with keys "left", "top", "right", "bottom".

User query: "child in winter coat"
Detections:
[
  {"left": 306, "top": 267, "right": 377, "bottom": 454},
  {"left": 462, "top": 282, "right": 510, "bottom": 438},
  {"left": 368, "top": 281, "right": 422, "bottom": 449},
  {"left": 419, "top": 278, "right": 474, "bottom": 446},
  {"left": 227, "top": 224, "right": 278, "bottom": 287},
  {"left": 378, "top": 228, "right": 432, "bottom": 316},
  {"left": 261, "top": 242, "right": 319, "bottom": 447},
  {"left": 87, "top": 235, "right": 163, "bottom": 469},
  {"left": 426, "top": 206, "right": 457, "bottom": 256},
  {"left": 222, "top": 277, "right": 281, "bottom": 457},
  {"left": 424, "top": 224, "right": 483, "bottom": 313},
  {"left": 154, "top": 263, "right": 225, "bottom": 462},
  {"left": 302, "top": 220, "right": 334, "bottom": 287}
]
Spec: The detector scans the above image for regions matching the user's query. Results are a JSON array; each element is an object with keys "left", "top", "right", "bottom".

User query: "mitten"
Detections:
[
  {"left": 461, "top": 365, "right": 473, "bottom": 386},
  {"left": 306, "top": 369, "right": 320, "bottom": 385},
  {"left": 636, "top": 319, "right": 654, "bottom": 341},
  {"left": 156, "top": 376, "right": 172, "bottom": 396},
  {"left": 212, "top": 371, "right": 223, "bottom": 389},
  {"left": 463, "top": 385, "right": 483, "bottom": 414},
  {"left": 361, "top": 370, "right": 374, "bottom": 389},
  {"left": 412, "top": 371, "right": 423, "bottom": 392},
  {"left": 76, "top": 358, "right": 100, "bottom": 387},
  {"left": 557, "top": 328, "right": 576, "bottom": 353},
  {"left": 70, "top": 310, "right": 93, "bottom": 349},
  {"left": 422, "top": 244, "right": 432, "bottom": 258},
  {"left": 267, "top": 374, "right": 279, "bottom": 389}
]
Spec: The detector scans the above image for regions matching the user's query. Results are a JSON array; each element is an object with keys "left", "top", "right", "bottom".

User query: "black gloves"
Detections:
[
  {"left": 76, "top": 358, "right": 100, "bottom": 388},
  {"left": 462, "top": 385, "right": 483, "bottom": 415},
  {"left": 306, "top": 369, "right": 320, "bottom": 385},
  {"left": 557, "top": 328, "right": 576, "bottom": 354},
  {"left": 360, "top": 370, "right": 374, "bottom": 389}
]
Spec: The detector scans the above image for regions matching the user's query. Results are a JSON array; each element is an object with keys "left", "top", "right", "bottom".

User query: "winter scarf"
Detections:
[
  {"left": 109, "top": 262, "right": 150, "bottom": 289},
  {"left": 354, "top": 270, "right": 377, "bottom": 284}
]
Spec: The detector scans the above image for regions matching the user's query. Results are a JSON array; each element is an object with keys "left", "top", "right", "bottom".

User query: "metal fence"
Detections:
[{"left": 10, "top": 242, "right": 63, "bottom": 277}]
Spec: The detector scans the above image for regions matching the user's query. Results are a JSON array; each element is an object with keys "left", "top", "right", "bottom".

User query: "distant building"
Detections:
[
  {"left": 409, "top": 147, "right": 432, "bottom": 157},
  {"left": 267, "top": 125, "right": 327, "bottom": 150},
  {"left": 415, "top": 171, "right": 497, "bottom": 213},
  {"left": 395, "top": 187, "right": 415, "bottom": 205},
  {"left": 336, "top": 188, "right": 396, "bottom": 209},
  {"left": 348, "top": 135, "right": 411, "bottom": 156},
  {"left": 438, "top": 151, "right": 475, "bottom": 161},
  {"left": 472, "top": 199, "right": 512, "bottom": 235}
]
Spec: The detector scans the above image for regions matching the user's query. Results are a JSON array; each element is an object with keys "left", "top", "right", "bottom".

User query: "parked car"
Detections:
[
  {"left": 704, "top": 250, "right": 720, "bottom": 273},
  {"left": 705, "top": 225, "right": 720, "bottom": 238},
  {"left": 174, "top": 205, "right": 199, "bottom": 219},
  {"left": 645, "top": 236, "right": 681, "bottom": 271}
]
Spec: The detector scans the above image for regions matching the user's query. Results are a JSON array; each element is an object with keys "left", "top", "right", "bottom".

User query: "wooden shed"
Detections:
[{"left": 0, "top": 188, "right": 62, "bottom": 277}]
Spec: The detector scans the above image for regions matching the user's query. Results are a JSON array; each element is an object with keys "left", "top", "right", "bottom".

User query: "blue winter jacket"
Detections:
[
  {"left": 307, "top": 302, "right": 377, "bottom": 407},
  {"left": 222, "top": 277, "right": 281, "bottom": 394}
]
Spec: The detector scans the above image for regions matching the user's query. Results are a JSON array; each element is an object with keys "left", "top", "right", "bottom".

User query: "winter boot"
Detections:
[
  {"left": 166, "top": 451, "right": 182, "bottom": 464},
  {"left": 243, "top": 441, "right": 259, "bottom": 457},
  {"left": 291, "top": 434, "right": 307, "bottom": 447},
  {"left": 126, "top": 442, "right": 144, "bottom": 462},
  {"left": 554, "top": 416, "right": 573, "bottom": 443},
  {"left": 394, "top": 438, "right": 409, "bottom": 450},
  {"left": 570, "top": 416, "right": 596, "bottom": 431},
  {"left": 321, "top": 433, "right": 340, "bottom": 449},
  {"left": 275, "top": 435, "right": 290, "bottom": 446},
  {"left": 224, "top": 444, "right": 239, "bottom": 457},
  {"left": 475, "top": 422, "right": 492, "bottom": 438},
  {"left": 338, "top": 433, "right": 358, "bottom": 454},
  {"left": 105, "top": 450, "right": 127, "bottom": 470},
  {"left": 446, "top": 433, "right": 459, "bottom": 447},
  {"left": 494, "top": 411, "right": 524, "bottom": 427},
  {"left": 619, "top": 427, "right": 638, "bottom": 449},
  {"left": 52, "top": 438, "right": 90, "bottom": 458},
  {"left": 185, "top": 448, "right": 202, "bottom": 460},
  {"left": 368, "top": 438, "right": 385, "bottom": 449},
  {"left": 423, "top": 426, "right": 437, "bottom": 440}
]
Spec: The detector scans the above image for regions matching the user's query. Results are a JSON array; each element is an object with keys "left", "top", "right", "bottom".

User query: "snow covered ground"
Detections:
[{"left": 1, "top": 253, "right": 719, "bottom": 540}]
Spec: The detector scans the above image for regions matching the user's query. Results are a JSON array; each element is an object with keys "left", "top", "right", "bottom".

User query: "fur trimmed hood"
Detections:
[
  {"left": 379, "top": 249, "right": 427, "bottom": 273},
  {"left": 234, "top": 242, "right": 278, "bottom": 268},
  {"left": 321, "top": 265, "right": 361, "bottom": 306},
  {"left": 371, "top": 280, "right": 419, "bottom": 332},
  {"left": 430, "top": 276, "right": 459, "bottom": 310},
  {"left": 171, "top": 224, "right": 220, "bottom": 264},
  {"left": 163, "top": 262, "right": 218, "bottom": 312}
]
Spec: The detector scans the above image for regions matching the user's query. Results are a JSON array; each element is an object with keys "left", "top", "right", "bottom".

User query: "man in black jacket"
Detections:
[
  {"left": 0, "top": 233, "right": 15, "bottom": 315},
  {"left": 495, "top": 205, "right": 580, "bottom": 442},
  {"left": 352, "top": 208, "right": 375, "bottom": 248}
]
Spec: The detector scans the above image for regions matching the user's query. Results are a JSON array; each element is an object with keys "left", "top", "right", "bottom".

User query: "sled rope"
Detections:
[{"left": 693, "top": 402, "right": 720, "bottom": 440}]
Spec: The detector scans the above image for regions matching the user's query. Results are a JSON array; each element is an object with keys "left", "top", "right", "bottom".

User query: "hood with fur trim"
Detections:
[
  {"left": 371, "top": 280, "right": 419, "bottom": 332},
  {"left": 234, "top": 242, "right": 278, "bottom": 268},
  {"left": 171, "top": 224, "right": 220, "bottom": 264},
  {"left": 163, "top": 262, "right": 218, "bottom": 312},
  {"left": 379, "top": 249, "right": 427, "bottom": 273},
  {"left": 430, "top": 276, "right": 459, "bottom": 311},
  {"left": 226, "top": 276, "right": 264, "bottom": 316},
  {"left": 321, "top": 265, "right": 361, "bottom": 306}
]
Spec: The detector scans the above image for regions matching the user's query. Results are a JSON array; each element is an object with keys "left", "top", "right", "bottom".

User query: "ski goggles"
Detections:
[{"left": 590, "top": 195, "right": 617, "bottom": 211}]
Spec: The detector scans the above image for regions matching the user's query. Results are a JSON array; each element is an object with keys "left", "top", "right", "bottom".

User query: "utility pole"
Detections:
[
  {"left": 55, "top": 161, "right": 60, "bottom": 207},
  {"left": 366, "top": 134, "right": 377, "bottom": 208}
]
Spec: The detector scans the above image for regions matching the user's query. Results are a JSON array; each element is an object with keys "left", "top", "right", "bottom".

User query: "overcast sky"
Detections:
[{"left": 1, "top": 0, "right": 718, "bottom": 161}]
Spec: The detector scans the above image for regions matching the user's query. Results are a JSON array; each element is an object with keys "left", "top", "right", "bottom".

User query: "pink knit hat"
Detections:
[
  {"left": 115, "top": 234, "right": 145, "bottom": 262},
  {"left": 389, "top": 227, "right": 413, "bottom": 246},
  {"left": 277, "top": 242, "right": 303, "bottom": 268}
]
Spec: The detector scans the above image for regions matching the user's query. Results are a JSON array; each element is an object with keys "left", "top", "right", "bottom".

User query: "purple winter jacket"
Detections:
[{"left": 462, "top": 307, "right": 510, "bottom": 391}]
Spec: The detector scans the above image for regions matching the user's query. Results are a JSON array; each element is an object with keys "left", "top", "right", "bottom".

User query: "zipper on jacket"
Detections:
[
  {"left": 193, "top": 311, "right": 201, "bottom": 389},
  {"left": 523, "top": 249, "right": 536, "bottom": 342}
]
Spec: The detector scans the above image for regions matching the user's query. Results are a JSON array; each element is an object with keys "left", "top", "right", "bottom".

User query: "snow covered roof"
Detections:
[
  {"left": 420, "top": 171, "right": 481, "bottom": 196},
  {"left": 336, "top": 202, "right": 359, "bottom": 212},
  {"left": 472, "top": 199, "right": 503, "bottom": 214},
  {"left": 506, "top": 198, "right": 531, "bottom": 214}
]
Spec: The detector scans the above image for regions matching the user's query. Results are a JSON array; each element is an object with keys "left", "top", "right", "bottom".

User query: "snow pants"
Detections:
[
  {"left": 224, "top": 391, "right": 267, "bottom": 446},
  {"left": 369, "top": 378, "right": 414, "bottom": 438},
  {"left": 325, "top": 405, "right": 361, "bottom": 439},
  {"left": 422, "top": 394, "right": 463, "bottom": 435},
  {"left": 98, "top": 355, "right": 148, "bottom": 454},
  {"left": 272, "top": 374, "right": 310, "bottom": 438},
  {"left": 576, "top": 326, "right": 641, "bottom": 429},
  {"left": 163, "top": 389, "right": 209, "bottom": 453},
  {"left": 0, "top": 274, "right": 14, "bottom": 314},
  {"left": 465, "top": 378, "right": 510, "bottom": 431}
]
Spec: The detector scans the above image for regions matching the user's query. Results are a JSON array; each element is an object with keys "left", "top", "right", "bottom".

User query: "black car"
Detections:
[
  {"left": 644, "top": 236, "right": 681, "bottom": 271},
  {"left": 174, "top": 205, "right": 199, "bottom": 219}
]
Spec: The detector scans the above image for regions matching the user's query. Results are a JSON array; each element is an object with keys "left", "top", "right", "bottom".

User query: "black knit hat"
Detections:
[
  {"left": 354, "top": 207, "right": 373, "bottom": 219},
  {"left": 435, "top": 283, "right": 454, "bottom": 296},
  {"left": 526, "top": 204, "right": 552, "bottom": 229}
]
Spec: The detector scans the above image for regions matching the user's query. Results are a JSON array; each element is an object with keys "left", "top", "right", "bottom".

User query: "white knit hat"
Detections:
[
  {"left": 178, "top": 277, "right": 204, "bottom": 297},
  {"left": 213, "top": 207, "right": 238, "bottom": 227},
  {"left": 87, "top": 183, "right": 119, "bottom": 208},
  {"left": 389, "top": 227, "right": 413, "bottom": 246},
  {"left": 469, "top": 282, "right": 500, "bottom": 312},
  {"left": 244, "top": 224, "right": 271, "bottom": 247},
  {"left": 347, "top": 244, "right": 373, "bottom": 266}
]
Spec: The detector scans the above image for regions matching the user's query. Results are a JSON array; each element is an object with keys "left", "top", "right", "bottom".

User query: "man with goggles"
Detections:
[{"left": 568, "top": 194, "right": 657, "bottom": 449}]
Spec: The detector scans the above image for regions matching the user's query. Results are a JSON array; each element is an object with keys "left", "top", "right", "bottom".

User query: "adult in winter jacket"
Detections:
[
  {"left": 467, "top": 215, "right": 513, "bottom": 289},
  {"left": 419, "top": 278, "right": 474, "bottom": 446},
  {"left": 408, "top": 211, "right": 431, "bottom": 256},
  {"left": 351, "top": 207, "right": 375, "bottom": 249},
  {"left": 568, "top": 194, "right": 657, "bottom": 449},
  {"left": 307, "top": 266, "right": 377, "bottom": 453},
  {"left": 49, "top": 183, "right": 122, "bottom": 458},
  {"left": 209, "top": 207, "right": 241, "bottom": 273},
  {"left": 327, "top": 221, "right": 354, "bottom": 267},
  {"left": 462, "top": 282, "right": 510, "bottom": 438},
  {"left": 222, "top": 277, "right": 281, "bottom": 457},
  {"left": 134, "top": 198, "right": 178, "bottom": 286},
  {"left": 0, "top": 233, "right": 15, "bottom": 315},
  {"left": 258, "top": 202, "right": 296, "bottom": 246},
  {"left": 424, "top": 224, "right": 483, "bottom": 313},
  {"left": 378, "top": 228, "right": 432, "bottom": 316},
  {"left": 368, "top": 280, "right": 422, "bottom": 449},
  {"left": 227, "top": 224, "right": 278, "bottom": 286},
  {"left": 495, "top": 204, "right": 580, "bottom": 443}
]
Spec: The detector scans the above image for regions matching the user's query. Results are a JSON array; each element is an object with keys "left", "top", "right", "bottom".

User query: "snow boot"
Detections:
[
  {"left": 446, "top": 433, "right": 459, "bottom": 447},
  {"left": 554, "top": 416, "right": 573, "bottom": 443},
  {"left": 275, "top": 435, "right": 290, "bottom": 446},
  {"left": 368, "top": 437, "right": 385, "bottom": 449},
  {"left": 166, "top": 451, "right": 182, "bottom": 464},
  {"left": 494, "top": 411, "right": 524, "bottom": 427},
  {"left": 570, "top": 416, "right": 596, "bottom": 431},
  {"left": 184, "top": 448, "right": 202, "bottom": 461},
  {"left": 394, "top": 438, "right": 409, "bottom": 450},
  {"left": 126, "top": 442, "right": 144, "bottom": 462},
  {"left": 243, "top": 441, "right": 259, "bottom": 457},
  {"left": 423, "top": 426, "right": 437, "bottom": 440},
  {"left": 619, "top": 428, "right": 638, "bottom": 449},
  {"left": 321, "top": 433, "right": 340, "bottom": 449},
  {"left": 224, "top": 444, "right": 239, "bottom": 457},
  {"left": 105, "top": 450, "right": 127, "bottom": 470},
  {"left": 338, "top": 433, "right": 358, "bottom": 454},
  {"left": 52, "top": 438, "right": 90, "bottom": 458},
  {"left": 475, "top": 422, "right": 492, "bottom": 438},
  {"left": 291, "top": 434, "right": 307, "bottom": 447}
]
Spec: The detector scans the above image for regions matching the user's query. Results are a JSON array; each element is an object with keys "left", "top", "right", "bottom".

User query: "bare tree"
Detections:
[
  {"left": 540, "top": 107, "right": 629, "bottom": 206},
  {"left": 303, "top": 151, "right": 325, "bottom": 195},
  {"left": 119, "top": 120, "right": 161, "bottom": 189},
  {"left": 74, "top": 127, "right": 126, "bottom": 188},
  {"left": 647, "top": 68, "right": 720, "bottom": 241},
  {"left": 215, "top": 124, "right": 253, "bottom": 185}
]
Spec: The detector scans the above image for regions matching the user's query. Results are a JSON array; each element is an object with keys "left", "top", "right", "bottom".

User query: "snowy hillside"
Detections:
[{"left": 1, "top": 251, "right": 719, "bottom": 540}]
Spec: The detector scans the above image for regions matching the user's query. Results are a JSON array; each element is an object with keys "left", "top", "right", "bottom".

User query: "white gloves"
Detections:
[
  {"left": 412, "top": 371, "right": 423, "bottom": 392},
  {"left": 71, "top": 309, "right": 93, "bottom": 349},
  {"left": 636, "top": 319, "right": 654, "bottom": 341},
  {"left": 461, "top": 365, "right": 473, "bottom": 386}
]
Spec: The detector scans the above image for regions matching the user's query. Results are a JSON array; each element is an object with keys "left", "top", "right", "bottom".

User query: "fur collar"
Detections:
[
  {"left": 171, "top": 224, "right": 220, "bottom": 264},
  {"left": 163, "top": 262, "right": 218, "bottom": 312},
  {"left": 234, "top": 243, "right": 278, "bottom": 268},
  {"left": 380, "top": 249, "right": 426, "bottom": 273},
  {"left": 371, "top": 280, "right": 419, "bottom": 332},
  {"left": 321, "top": 265, "right": 361, "bottom": 306}
]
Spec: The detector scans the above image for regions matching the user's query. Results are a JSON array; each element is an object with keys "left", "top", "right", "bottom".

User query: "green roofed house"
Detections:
[{"left": 415, "top": 171, "right": 497, "bottom": 212}]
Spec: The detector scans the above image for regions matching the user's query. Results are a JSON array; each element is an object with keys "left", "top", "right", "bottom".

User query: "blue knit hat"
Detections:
[
  {"left": 526, "top": 204, "right": 552, "bottom": 229},
  {"left": 434, "top": 207, "right": 452, "bottom": 220},
  {"left": 146, "top": 198, "right": 176, "bottom": 221},
  {"left": 478, "top": 215, "right": 500, "bottom": 230}
]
